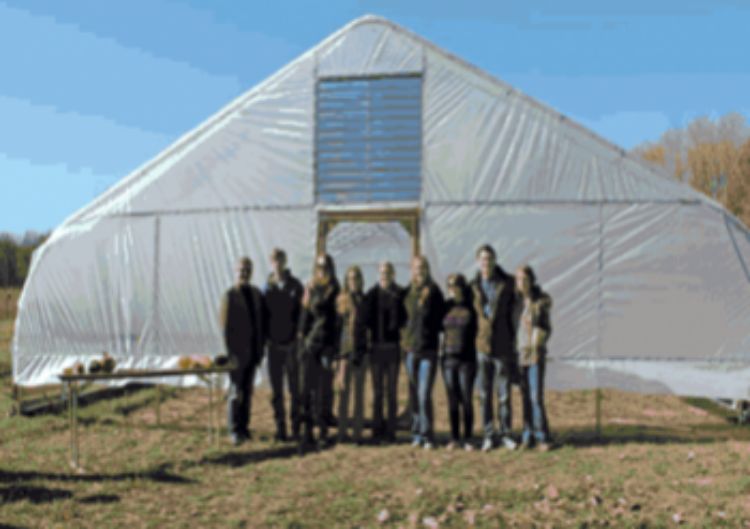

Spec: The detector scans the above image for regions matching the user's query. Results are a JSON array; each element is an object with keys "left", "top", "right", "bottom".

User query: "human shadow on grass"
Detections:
[
  {"left": 555, "top": 422, "right": 750, "bottom": 448},
  {"left": 0, "top": 463, "right": 195, "bottom": 485},
  {"left": 0, "top": 484, "right": 73, "bottom": 504},
  {"left": 0, "top": 523, "right": 29, "bottom": 529},
  {"left": 77, "top": 493, "right": 120, "bottom": 504},
  {"left": 18, "top": 383, "right": 154, "bottom": 417},
  {"left": 199, "top": 444, "right": 311, "bottom": 468}
]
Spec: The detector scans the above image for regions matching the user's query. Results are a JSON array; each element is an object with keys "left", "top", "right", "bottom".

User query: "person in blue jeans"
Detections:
[
  {"left": 402, "top": 256, "right": 445, "bottom": 450},
  {"left": 440, "top": 273, "right": 478, "bottom": 451},
  {"left": 514, "top": 265, "right": 553, "bottom": 451},
  {"left": 469, "top": 244, "right": 518, "bottom": 452}
]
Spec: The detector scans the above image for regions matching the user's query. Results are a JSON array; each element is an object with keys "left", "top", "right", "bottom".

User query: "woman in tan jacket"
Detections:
[
  {"left": 514, "top": 265, "right": 553, "bottom": 451},
  {"left": 335, "top": 265, "right": 368, "bottom": 443}
]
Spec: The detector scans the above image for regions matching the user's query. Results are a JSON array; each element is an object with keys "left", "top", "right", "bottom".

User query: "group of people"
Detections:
[{"left": 219, "top": 244, "right": 553, "bottom": 455}]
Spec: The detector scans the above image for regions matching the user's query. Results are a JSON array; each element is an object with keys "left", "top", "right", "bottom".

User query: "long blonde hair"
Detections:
[{"left": 337, "top": 265, "right": 363, "bottom": 315}]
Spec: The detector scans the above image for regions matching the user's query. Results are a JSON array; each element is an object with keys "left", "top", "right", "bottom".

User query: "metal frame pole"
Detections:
[{"left": 72, "top": 382, "right": 79, "bottom": 469}]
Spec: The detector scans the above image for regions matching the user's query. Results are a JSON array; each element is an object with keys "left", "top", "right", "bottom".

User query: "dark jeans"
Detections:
[
  {"left": 268, "top": 342, "right": 300, "bottom": 437},
  {"left": 299, "top": 348, "right": 334, "bottom": 440},
  {"left": 371, "top": 344, "right": 400, "bottom": 439},
  {"left": 404, "top": 351, "right": 437, "bottom": 443},
  {"left": 227, "top": 363, "right": 257, "bottom": 437},
  {"left": 442, "top": 358, "right": 476, "bottom": 441},
  {"left": 520, "top": 359, "right": 550, "bottom": 444},
  {"left": 477, "top": 353, "right": 515, "bottom": 439},
  {"left": 322, "top": 356, "right": 335, "bottom": 424}
]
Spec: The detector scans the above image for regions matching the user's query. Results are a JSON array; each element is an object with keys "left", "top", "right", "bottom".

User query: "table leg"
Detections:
[
  {"left": 72, "top": 382, "right": 79, "bottom": 470},
  {"left": 207, "top": 375, "right": 214, "bottom": 442},
  {"left": 66, "top": 381, "right": 73, "bottom": 468},
  {"left": 156, "top": 384, "right": 162, "bottom": 426}
]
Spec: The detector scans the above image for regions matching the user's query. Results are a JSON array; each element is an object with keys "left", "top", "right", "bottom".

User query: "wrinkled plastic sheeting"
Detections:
[
  {"left": 12, "top": 16, "right": 750, "bottom": 399},
  {"left": 71, "top": 56, "right": 316, "bottom": 223},
  {"left": 326, "top": 221, "right": 413, "bottom": 288},
  {"left": 317, "top": 21, "right": 422, "bottom": 77},
  {"left": 421, "top": 50, "right": 698, "bottom": 203},
  {"left": 13, "top": 209, "right": 316, "bottom": 386},
  {"left": 600, "top": 204, "right": 750, "bottom": 362},
  {"left": 423, "top": 204, "right": 600, "bottom": 364}
]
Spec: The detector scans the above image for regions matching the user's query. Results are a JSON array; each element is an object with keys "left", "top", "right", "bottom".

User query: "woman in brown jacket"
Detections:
[
  {"left": 514, "top": 265, "right": 553, "bottom": 451},
  {"left": 335, "top": 265, "right": 368, "bottom": 443}
]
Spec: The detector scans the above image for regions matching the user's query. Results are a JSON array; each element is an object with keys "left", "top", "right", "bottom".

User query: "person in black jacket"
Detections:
[
  {"left": 219, "top": 257, "right": 266, "bottom": 446},
  {"left": 364, "top": 261, "right": 406, "bottom": 443},
  {"left": 470, "top": 244, "right": 518, "bottom": 452},
  {"left": 401, "top": 255, "right": 445, "bottom": 450},
  {"left": 316, "top": 253, "right": 340, "bottom": 428},
  {"left": 298, "top": 261, "right": 339, "bottom": 452},
  {"left": 440, "top": 273, "right": 478, "bottom": 451},
  {"left": 264, "top": 248, "right": 304, "bottom": 442}
]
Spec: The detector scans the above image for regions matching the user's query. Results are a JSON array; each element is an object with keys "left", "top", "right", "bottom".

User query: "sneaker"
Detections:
[
  {"left": 481, "top": 437, "right": 494, "bottom": 452},
  {"left": 500, "top": 436, "right": 518, "bottom": 451},
  {"left": 537, "top": 442, "right": 552, "bottom": 452},
  {"left": 520, "top": 438, "right": 533, "bottom": 450},
  {"left": 411, "top": 438, "right": 422, "bottom": 448},
  {"left": 423, "top": 442, "right": 434, "bottom": 451},
  {"left": 463, "top": 442, "right": 475, "bottom": 452},
  {"left": 229, "top": 434, "right": 244, "bottom": 447},
  {"left": 445, "top": 441, "right": 458, "bottom": 451}
]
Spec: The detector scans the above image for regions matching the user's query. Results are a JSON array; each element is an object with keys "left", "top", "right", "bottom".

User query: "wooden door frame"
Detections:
[{"left": 316, "top": 208, "right": 421, "bottom": 257}]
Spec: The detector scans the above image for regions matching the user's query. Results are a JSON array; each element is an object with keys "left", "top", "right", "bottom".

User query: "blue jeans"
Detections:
[
  {"left": 441, "top": 358, "right": 476, "bottom": 441},
  {"left": 404, "top": 351, "right": 437, "bottom": 443},
  {"left": 477, "top": 354, "right": 514, "bottom": 439},
  {"left": 520, "top": 359, "right": 550, "bottom": 444}
]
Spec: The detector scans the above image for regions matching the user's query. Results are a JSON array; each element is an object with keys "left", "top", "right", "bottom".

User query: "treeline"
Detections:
[
  {"left": 632, "top": 112, "right": 750, "bottom": 227},
  {"left": 0, "top": 232, "right": 48, "bottom": 287}
]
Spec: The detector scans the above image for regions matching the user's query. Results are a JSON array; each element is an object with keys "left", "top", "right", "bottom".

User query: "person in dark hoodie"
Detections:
[
  {"left": 263, "top": 248, "right": 304, "bottom": 442},
  {"left": 219, "top": 256, "right": 266, "bottom": 446},
  {"left": 298, "top": 261, "right": 339, "bottom": 452},
  {"left": 470, "top": 244, "right": 518, "bottom": 452},
  {"left": 514, "top": 264, "right": 553, "bottom": 451},
  {"left": 440, "top": 273, "right": 478, "bottom": 451},
  {"left": 402, "top": 255, "right": 445, "bottom": 450},
  {"left": 316, "top": 253, "right": 340, "bottom": 428},
  {"left": 364, "top": 261, "right": 406, "bottom": 443}
]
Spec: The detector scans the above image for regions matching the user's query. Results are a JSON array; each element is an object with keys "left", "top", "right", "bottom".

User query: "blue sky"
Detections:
[{"left": 1, "top": 0, "right": 748, "bottom": 234}]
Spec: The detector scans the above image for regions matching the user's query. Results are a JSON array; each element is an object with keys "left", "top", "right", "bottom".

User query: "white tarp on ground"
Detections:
[{"left": 13, "top": 16, "right": 750, "bottom": 398}]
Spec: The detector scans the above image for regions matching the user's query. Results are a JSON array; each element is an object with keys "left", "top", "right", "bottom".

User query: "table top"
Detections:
[{"left": 58, "top": 365, "right": 235, "bottom": 382}]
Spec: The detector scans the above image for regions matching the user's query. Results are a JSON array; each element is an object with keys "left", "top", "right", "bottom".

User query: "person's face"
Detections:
[
  {"left": 315, "top": 266, "right": 330, "bottom": 284},
  {"left": 478, "top": 250, "right": 496, "bottom": 278},
  {"left": 347, "top": 271, "right": 362, "bottom": 293},
  {"left": 237, "top": 261, "right": 252, "bottom": 285},
  {"left": 379, "top": 263, "right": 394, "bottom": 287},
  {"left": 271, "top": 255, "right": 286, "bottom": 277},
  {"left": 411, "top": 259, "right": 428, "bottom": 286},
  {"left": 448, "top": 284, "right": 463, "bottom": 302},
  {"left": 515, "top": 269, "right": 531, "bottom": 296}
]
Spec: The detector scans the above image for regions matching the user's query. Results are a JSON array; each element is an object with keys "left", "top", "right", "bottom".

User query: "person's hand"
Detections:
[{"left": 418, "top": 286, "right": 430, "bottom": 307}]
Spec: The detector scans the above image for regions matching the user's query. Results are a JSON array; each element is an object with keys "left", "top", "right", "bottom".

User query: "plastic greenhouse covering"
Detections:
[{"left": 12, "top": 16, "right": 750, "bottom": 399}]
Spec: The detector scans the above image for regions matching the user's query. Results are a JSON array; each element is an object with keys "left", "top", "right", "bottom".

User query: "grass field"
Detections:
[{"left": 2, "top": 291, "right": 750, "bottom": 528}]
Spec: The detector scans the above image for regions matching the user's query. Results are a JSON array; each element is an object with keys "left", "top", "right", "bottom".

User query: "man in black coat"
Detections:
[
  {"left": 264, "top": 248, "right": 304, "bottom": 441},
  {"left": 364, "top": 261, "right": 406, "bottom": 442},
  {"left": 470, "top": 244, "right": 518, "bottom": 452},
  {"left": 219, "top": 256, "right": 266, "bottom": 445}
]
